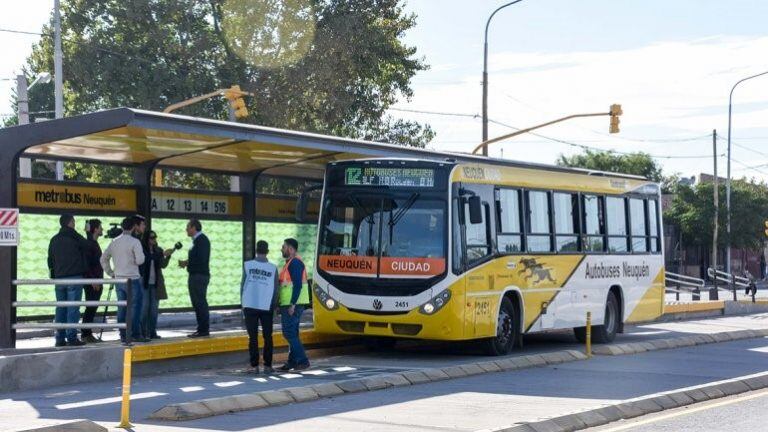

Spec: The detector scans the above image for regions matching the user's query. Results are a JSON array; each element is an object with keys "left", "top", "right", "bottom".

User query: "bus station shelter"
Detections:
[{"left": 0, "top": 107, "right": 509, "bottom": 349}]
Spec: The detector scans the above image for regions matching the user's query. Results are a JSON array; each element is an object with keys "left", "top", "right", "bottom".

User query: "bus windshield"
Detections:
[{"left": 318, "top": 192, "right": 447, "bottom": 280}]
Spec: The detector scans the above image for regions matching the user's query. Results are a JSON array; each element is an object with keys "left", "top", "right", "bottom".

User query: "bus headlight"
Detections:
[
  {"left": 313, "top": 283, "right": 340, "bottom": 311},
  {"left": 419, "top": 289, "right": 451, "bottom": 315}
]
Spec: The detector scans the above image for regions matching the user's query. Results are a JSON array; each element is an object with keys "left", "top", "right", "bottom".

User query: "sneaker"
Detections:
[
  {"left": 83, "top": 335, "right": 100, "bottom": 344},
  {"left": 67, "top": 339, "right": 86, "bottom": 347},
  {"left": 263, "top": 366, "right": 274, "bottom": 374},
  {"left": 55, "top": 340, "right": 66, "bottom": 347},
  {"left": 294, "top": 362, "right": 311, "bottom": 371},
  {"left": 278, "top": 363, "right": 293, "bottom": 372},
  {"left": 250, "top": 366, "right": 260, "bottom": 374},
  {"left": 150, "top": 334, "right": 162, "bottom": 339}
]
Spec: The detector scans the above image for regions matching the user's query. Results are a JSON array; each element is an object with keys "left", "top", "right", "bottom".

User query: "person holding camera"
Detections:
[
  {"left": 178, "top": 219, "right": 211, "bottom": 338},
  {"left": 140, "top": 230, "right": 173, "bottom": 339},
  {"left": 81, "top": 219, "right": 104, "bottom": 344},
  {"left": 101, "top": 215, "right": 148, "bottom": 343}
]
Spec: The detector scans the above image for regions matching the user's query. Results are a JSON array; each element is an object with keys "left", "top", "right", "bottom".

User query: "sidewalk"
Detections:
[{"left": 2, "top": 313, "right": 768, "bottom": 431}]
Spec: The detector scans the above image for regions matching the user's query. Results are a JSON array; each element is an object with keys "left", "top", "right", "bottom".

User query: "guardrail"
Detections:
[
  {"left": 664, "top": 271, "right": 705, "bottom": 301},
  {"left": 707, "top": 268, "right": 756, "bottom": 302},
  {"left": 12, "top": 278, "right": 134, "bottom": 346}
]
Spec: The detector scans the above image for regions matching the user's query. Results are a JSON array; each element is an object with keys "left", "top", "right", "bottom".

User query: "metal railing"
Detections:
[
  {"left": 664, "top": 271, "right": 705, "bottom": 301},
  {"left": 707, "top": 268, "right": 755, "bottom": 302},
  {"left": 12, "top": 278, "right": 134, "bottom": 345}
]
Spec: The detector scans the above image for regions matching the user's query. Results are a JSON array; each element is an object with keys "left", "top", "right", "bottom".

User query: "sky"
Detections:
[{"left": 1, "top": 0, "right": 768, "bottom": 181}]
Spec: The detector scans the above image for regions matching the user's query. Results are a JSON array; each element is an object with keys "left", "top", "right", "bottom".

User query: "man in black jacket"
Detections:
[
  {"left": 179, "top": 219, "right": 211, "bottom": 337},
  {"left": 47, "top": 214, "right": 88, "bottom": 347}
]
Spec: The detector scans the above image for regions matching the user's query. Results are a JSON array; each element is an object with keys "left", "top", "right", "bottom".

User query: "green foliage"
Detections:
[
  {"left": 25, "top": 0, "right": 432, "bottom": 147},
  {"left": 556, "top": 149, "right": 664, "bottom": 183},
  {"left": 665, "top": 179, "right": 768, "bottom": 251}
]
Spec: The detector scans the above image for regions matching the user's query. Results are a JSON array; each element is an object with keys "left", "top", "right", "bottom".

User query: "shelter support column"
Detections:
[
  {"left": 0, "top": 147, "right": 18, "bottom": 348},
  {"left": 241, "top": 174, "right": 257, "bottom": 261},
  {"left": 134, "top": 162, "right": 156, "bottom": 230}
]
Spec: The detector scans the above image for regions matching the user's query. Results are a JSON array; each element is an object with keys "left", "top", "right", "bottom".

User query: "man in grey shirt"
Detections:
[{"left": 101, "top": 215, "right": 147, "bottom": 343}]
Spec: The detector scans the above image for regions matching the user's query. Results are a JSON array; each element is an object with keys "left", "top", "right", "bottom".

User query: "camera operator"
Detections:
[
  {"left": 81, "top": 219, "right": 104, "bottom": 344},
  {"left": 101, "top": 215, "right": 148, "bottom": 343},
  {"left": 139, "top": 231, "right": 174, "bottom": 339}
]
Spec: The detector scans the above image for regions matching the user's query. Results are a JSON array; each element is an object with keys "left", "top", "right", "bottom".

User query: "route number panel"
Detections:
[{"left": 152, "top": 191, "right": 242, "bottom": 217}]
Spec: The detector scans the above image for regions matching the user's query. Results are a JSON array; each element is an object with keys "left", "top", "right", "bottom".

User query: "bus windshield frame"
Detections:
[{"left": 317, "top": 161, "right": 451, "bottom": 296}]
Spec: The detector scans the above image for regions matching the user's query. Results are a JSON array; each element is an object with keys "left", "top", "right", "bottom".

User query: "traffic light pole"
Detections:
[{"left": 472, "top": 106, "right": 622, "bottom": 155}]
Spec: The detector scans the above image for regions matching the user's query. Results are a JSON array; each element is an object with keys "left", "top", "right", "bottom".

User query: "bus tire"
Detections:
[
  {"left": 363, "top": 336, "right": 397, "bottom": 351},
  {"left": 573, "top": 291, "right": 619, "bottom": 344},
  {"left": 484, "top": 297, "right": 517, "bottom": 356}
]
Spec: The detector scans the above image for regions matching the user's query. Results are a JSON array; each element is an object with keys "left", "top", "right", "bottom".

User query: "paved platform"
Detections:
[{"left": 3, "top": 314, "right": 768, "bottom": 431}]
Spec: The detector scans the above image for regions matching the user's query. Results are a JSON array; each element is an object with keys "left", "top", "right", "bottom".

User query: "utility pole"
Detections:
[
  {"left": 711, "top": 129, "right": 719, "bottom": 300},
  {"left": 16, "top": 75, "right": 32, "bottom": 178},
  {"left": 54, "top": 0, "right": 64, "bottom": 180}
]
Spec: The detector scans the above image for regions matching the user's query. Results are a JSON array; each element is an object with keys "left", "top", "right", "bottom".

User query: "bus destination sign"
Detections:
[{"left": 344, "top": 167, "right": 435, "bottom": 188}]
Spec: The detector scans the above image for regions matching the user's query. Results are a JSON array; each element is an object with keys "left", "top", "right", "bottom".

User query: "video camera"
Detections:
[{"left": 106, "top": 223, "right": 123, "bottom": 239}]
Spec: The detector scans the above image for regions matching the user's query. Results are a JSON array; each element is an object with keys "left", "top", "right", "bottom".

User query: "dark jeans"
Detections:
[
  {"left": 280, "top": 305, "right": 308, "bottom": 366},
  {"left": 54, "top": 276, "right": 83, "bottom": 343},
  {"left": 116, "top": 278, "right": 143, "bottom": 340},
  {"left": 243, "top": 308, "right": 274, "bottom": 368},
  {"left": 188, "top": 273, "right": 210, "bottom": 334},
  {"left": 81, "top": 284, "right": 103, "bottom": 338},
  {"left": 141, "top": 284, "right": 160, "bottom": 337}
]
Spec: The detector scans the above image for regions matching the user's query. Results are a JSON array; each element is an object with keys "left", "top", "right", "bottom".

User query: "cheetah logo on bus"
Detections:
[{"left": 518, "top": 258, "right": 556, "bottom": 284}]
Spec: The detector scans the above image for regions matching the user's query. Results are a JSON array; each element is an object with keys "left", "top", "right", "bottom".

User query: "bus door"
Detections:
[{"left": 457, "top": 183, "right": 497, "bottom": 338}]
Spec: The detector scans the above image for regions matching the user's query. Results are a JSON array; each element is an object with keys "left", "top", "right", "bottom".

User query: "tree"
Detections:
[
  {"left": 23, "top": 0, "right": 434, "bottom": 187},
  {"left": 664, "top": 179, "right": 768, "bottom": 251},
  {"left": 556, "top": 149, "right": 664, "bottom": 183}
]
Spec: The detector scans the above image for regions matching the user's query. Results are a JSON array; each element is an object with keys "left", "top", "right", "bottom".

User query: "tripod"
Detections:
[{"left": 98, "top": 284, "right": 114, "bottom": 341}]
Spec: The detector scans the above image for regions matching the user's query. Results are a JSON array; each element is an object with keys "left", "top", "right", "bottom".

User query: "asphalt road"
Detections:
[
  {"left": 3, "top": 314, "right": 768, "bottom": 431},
  {"left": 586, "top": 388, "right": 768, "bottom": 432}
]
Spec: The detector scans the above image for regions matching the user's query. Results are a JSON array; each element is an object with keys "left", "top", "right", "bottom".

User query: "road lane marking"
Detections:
[
  {"left": 599, "top": 388, "right": 768, "bottom": 431},
  {"left": 179, "top": 386, "right": 204, "bottom": 392},
  {"left": 302, "top": 370, "right": 329, "bottom": 375},
  {"left": 55, "top": 392, "right": 166, "bottom": 409},
  {"left": 333, "top": 366, "right": 357, "bottom": 372},
  {"left": 214, "top": 381, "right": 243, "bottom": 388},
  {"left": 280, "top": 373, "right": 303, "bottom": 379}
]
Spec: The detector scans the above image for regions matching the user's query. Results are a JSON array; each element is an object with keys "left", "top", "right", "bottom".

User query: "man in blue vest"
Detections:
[{"left": 241, "top": 240, "right": 279, "bottom": 374}]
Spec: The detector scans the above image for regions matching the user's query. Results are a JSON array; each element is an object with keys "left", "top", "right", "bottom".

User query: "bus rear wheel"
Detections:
[
  {"left": 484, "top": 297, "right": 518, "bottom": 356},
  {"left": 574, "top": 291, "right": 619, "bottom": 344}
]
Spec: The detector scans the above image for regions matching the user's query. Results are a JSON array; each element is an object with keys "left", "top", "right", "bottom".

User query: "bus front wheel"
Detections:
[
  {"left": 484, "top": 297, "right": 518, "bottom": 356},
  {"left": 574, "top": 291, "right": 619, "bottom": 344}
]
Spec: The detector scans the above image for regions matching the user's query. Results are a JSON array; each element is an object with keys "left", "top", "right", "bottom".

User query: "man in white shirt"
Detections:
[
  {"left": 241, "top": 240, "right": 279, "bottom": 373},
  {"left": 101, "top": 215, "right": 147, "bottom": 343}
]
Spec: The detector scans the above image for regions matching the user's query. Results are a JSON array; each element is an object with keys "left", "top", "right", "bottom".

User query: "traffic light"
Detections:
[
  {"left": 224, "top": 85, "right": 249, "bottom": 119},
  {"left": 609, "top": 103, "right": 622, "bottom": 134},
  {"left": 764, "top": 220, "right": 768, "bottom": 238}
]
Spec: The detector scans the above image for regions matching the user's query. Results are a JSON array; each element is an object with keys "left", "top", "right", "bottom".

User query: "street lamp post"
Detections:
[
  {"left": 16, "top": 72, "right": 52, "bottom": 178},
  {"left": 725, "top": 69, "right": 768, "bottom": 295},
  {"left": 482, "top": 0, "right": 524, "bottom": 155}
]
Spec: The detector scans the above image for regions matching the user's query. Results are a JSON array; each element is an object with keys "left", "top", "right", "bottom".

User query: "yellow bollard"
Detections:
[
  {"left": 117, "top": 348, "right": 133, "bottom": 429},
  {"left": 585, "top": 311, "right": 592, "bottom": 358}
]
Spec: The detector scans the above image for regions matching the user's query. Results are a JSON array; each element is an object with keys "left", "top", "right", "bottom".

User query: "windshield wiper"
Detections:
[{"left": 387, "top": 193, "right": 420, "bottom": 244}]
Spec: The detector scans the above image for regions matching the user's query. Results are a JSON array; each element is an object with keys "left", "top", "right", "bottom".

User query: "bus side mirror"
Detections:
[
  {"left": 295, "top": 184, "right": 324, "bottom": 222},
  {"left": 468, "top": 196, "right": 483, "bottom": 224}
]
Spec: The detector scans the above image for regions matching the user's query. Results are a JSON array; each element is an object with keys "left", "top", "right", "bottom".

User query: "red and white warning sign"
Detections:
[{"left": 0, "top": 208, "right": 19, "bottom": 246}]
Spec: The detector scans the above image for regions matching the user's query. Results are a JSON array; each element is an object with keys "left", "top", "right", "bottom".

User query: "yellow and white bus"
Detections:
[{"left": 309, "top": 158, "right": 664, "bottom": 355}]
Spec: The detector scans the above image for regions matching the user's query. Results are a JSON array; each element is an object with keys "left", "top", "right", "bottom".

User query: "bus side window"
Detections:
[
  {"left": 582, "top": 194, "right": 605, "bottom": 252},
  {"left": 526, "top": 190, "right": 553, "bottom": 252},
  {"left": 648, "top": 199, "right": 660, "bottom": 253},
  {"left": 629, "top": 198, "right": 648, "bottom": 253},
  {"left": 554, "top": 192, "right": 579, "bottom": 252},
  {"left": 464, "top": 197, "right": 492, "bottom": 264},
  {"left": 606, "top": 196, "right": 628, "bottom": 252},
  {"left": 452, "top": 197, "right": 464, "bottom": 273},
  {"left": 496, "top": 188, "right": 523, "bottom": 253}
]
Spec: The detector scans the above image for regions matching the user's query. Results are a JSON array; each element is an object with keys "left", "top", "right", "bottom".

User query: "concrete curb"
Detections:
[
  {"left": 150, "top": 349, "right": 590, "bottom": 421},
  {"left": 484, "top": 371, "right": 768, "bottom": 432},
  {"left": 13, "top": 420, "right": 107, "bottom": 431},
  {"left": 592, "top": 328, "right": 768, "bottom": 356}
]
